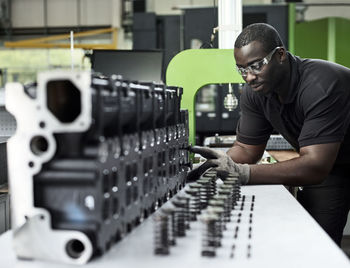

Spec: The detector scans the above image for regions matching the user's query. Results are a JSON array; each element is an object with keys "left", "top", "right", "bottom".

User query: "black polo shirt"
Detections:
[{"left": 236, "top": 52, "right": 350, "bottom": 167}]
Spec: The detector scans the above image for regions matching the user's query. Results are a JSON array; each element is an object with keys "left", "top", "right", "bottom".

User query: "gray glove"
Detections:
[{"left": 188, "top": 146, "right": 250, "bottom": 184}]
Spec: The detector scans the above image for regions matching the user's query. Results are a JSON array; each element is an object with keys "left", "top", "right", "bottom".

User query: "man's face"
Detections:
[{"left": 234, "top": 41, "right": 279, "bottom": 95}]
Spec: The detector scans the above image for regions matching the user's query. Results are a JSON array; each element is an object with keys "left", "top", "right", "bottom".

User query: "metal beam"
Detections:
[{"left": 4, "top": 27, "right": 118, "bottom": 49}]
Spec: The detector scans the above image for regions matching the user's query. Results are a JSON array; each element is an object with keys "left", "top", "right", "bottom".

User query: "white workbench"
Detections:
[{"left": 0, "top": 185, "right": 349, "bottom": 268}]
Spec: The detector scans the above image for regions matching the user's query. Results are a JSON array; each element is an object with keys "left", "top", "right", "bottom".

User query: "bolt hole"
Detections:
[
  {"left": 28, "top": 161, "right": 34, "bottom": 168},
  {"left": 39, "top": 121, "right": 46, "bottom": 128},
  {"left": 30, "top": 135, "right": 49, "bottom": 156},
  {"left": 66, "top": 239, "right": 85, "bottom": 259}
]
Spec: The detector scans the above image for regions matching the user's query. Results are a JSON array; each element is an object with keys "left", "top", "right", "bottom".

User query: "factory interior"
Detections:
[{"left": 1, "top": 0, "right": 350, "bottom": 267}]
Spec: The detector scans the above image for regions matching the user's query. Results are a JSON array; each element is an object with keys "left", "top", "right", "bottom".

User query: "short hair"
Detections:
[{"left": 234, "top": 23, "right": 284, "bottom": 53}]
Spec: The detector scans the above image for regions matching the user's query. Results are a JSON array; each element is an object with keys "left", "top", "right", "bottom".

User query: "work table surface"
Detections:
[{"left": 0, "top": 185, "right": 349, "bottom": 268}]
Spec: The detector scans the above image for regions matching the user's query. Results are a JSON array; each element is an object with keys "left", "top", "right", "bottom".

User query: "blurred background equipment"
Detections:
[
  {"left": 223, "top": 83, "right": 239, "bottom": 112},
  {"left": 91, "top": 49, "right": 164, "bottom": 82},
  {"left": 195, "top": 83, "right": 242, "bottom": 145},
  {"left": 133, "top": 3, "right": 289, "bottom": 143}
]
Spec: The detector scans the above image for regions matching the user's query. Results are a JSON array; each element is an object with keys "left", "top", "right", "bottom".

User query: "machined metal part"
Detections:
[
  {"left": 184, "top": 187, "right": 201, "bottom": 220},
  {"left": 151, "top": 168, "right": 242, "bottom": 258},
  {"left": 175, "top": 193, "right": 191, "bottom": 230},
  {"left": 172, "top": 198, "right": 187, "bottom": 237},
  {"left": 200, "top": 212, "right": 220, "bottom": 257},
  {"left": 13, "top": 209, "right": 93, "bottom": 265},
  {"left": 207, "top": 203, "right": 226, "bottom": 235},
  {"left": 153, "top": 211, "right": 170, "bottom": 255},
  {"left": 6, "top": 71, "right": 92, "bottom": 264},
  {"left": 6, "top": 71, "right": 190, "bottom": 264},
  {"left": 160, "top": 203, "right": 176, "bottom": 246}
]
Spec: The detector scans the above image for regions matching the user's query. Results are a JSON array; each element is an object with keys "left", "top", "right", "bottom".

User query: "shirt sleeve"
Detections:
[
  {"left": 236, "top": 85, "right": 274, "bottom": 145},
  {"left": 298, "top": 80, "right": 350, "bottom": 147}
]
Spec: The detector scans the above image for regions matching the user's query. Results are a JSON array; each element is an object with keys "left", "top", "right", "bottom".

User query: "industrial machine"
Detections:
[{"left": 5, "top": 71, "right": 190, "bottom": 264}]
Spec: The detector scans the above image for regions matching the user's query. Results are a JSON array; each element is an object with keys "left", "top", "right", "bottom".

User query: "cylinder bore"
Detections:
[
  {"left": 65, "top": 239, "right": 85, "bottom": 259},
  {"left": 47, "top": 80, "right": 81, "bottom": 123},
  {"left": 30, "top": 135, "right": 49, "bottom": 156}
]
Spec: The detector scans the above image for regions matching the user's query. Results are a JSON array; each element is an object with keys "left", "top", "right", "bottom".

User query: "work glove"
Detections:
[{"left": 187, "top": 146, "right": 250, "bottom": 184}]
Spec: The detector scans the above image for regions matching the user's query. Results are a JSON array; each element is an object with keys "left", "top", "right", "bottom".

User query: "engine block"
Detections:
[{"left": 5, "top": 71, "right": 190, "bottom": 264}]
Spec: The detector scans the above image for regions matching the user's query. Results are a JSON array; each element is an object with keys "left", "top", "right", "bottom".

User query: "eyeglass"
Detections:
[{"left": 236, "top": 46, "right": 281, "bottom": 77}]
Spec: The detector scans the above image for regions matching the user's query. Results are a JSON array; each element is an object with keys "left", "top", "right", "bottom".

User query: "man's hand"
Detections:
[{"left": 187, "top": 146, "right": 250, "bottom": 184}]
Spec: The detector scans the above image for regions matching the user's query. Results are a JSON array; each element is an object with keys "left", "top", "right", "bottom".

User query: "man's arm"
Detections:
[
  {"left": 189, "top": 141, "right": 340, "bottom": 186},
  {"left": 248, "top": 142, "right": 340, "bottom": 186},
  {"left": 227, "top": 140, "right": 266, "bottom": 164}
]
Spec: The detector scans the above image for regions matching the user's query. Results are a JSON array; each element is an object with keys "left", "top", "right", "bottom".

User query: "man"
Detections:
[{"left": 189, "top": 23, "right": 350, "bottom": 246}]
